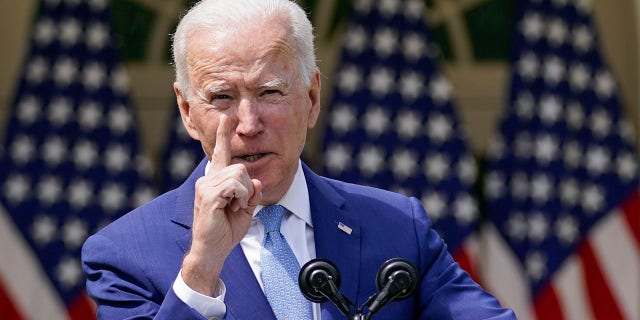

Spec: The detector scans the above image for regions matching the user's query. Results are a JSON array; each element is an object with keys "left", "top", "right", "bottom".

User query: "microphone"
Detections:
[
  {"left": 299, "top": 258, "right": 354, "bottom": 317},
  {"left": 299, "top": 258, "right": 418, "bottom": 319},
  {"left": 365, "top": 258, "right": 418, "bottom": 317}
]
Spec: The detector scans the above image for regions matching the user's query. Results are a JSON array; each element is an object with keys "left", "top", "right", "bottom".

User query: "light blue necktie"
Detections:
[{"left": 258, "top": 205, "right": 313, "bottom": 320}]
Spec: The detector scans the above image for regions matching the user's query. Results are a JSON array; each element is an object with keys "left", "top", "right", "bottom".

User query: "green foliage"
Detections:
[{"left": 110, "top": 0, "right": 156, "bottom": 61}]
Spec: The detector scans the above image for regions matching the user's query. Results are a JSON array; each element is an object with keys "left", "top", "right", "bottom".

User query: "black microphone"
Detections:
[
  {"left": 299, "top": 258, "right": 354, "bottom": 317},
  {"left": 365, "top": 258, "right": 418, "bottom": 318}
]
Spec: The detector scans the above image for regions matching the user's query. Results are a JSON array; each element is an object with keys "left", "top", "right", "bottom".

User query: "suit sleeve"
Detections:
[
  {"left": 81, "top": 233, "right": 213, "bottom": 320},
  {"left": 409, "top": 197, "right": 516, "bottom": 320}
]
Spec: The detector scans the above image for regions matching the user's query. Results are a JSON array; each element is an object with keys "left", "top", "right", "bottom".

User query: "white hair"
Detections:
[{"left": 171, "top": 0, "right": 317, "bottom": 96}]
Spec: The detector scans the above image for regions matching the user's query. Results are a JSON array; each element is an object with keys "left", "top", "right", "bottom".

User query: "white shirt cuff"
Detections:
[{"left": 173, "top": 269, "right": 227, "bottom": 320}]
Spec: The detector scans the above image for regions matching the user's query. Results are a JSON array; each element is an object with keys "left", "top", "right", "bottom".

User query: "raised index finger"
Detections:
[{"left": 211, "top": 114, "right": 233, "bottom": 171}]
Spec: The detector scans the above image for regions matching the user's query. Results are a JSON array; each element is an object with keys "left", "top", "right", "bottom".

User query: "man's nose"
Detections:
[{"left": 235, "top": 97, "right": 263, "bottom": 136}]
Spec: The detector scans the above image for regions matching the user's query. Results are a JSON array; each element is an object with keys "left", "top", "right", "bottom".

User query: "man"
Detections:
[{"left": 82, "top": 0, "right": 515, "bottom": 319}]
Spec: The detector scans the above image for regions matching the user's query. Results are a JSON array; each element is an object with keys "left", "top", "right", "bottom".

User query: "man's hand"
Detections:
[{"left": 181, "top": 115, "right": 263, "bottom": 296}]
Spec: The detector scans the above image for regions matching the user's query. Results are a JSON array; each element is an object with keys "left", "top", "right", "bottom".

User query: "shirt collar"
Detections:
[{"left": 204, "top": 160, "right": 312, "bottom": 227}]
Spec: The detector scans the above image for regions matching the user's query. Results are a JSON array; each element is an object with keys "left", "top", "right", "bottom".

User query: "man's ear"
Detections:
[
  {"left": 174, "top": 82, "right": 200, "bottom": 141},
  {"left": 307, "top": 71, "right": 321, "bottom": 128}
]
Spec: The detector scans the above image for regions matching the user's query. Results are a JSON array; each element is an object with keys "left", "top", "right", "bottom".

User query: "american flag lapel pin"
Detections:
[{"left": 337, "top": 222, "right": 352, "bottom": 235}]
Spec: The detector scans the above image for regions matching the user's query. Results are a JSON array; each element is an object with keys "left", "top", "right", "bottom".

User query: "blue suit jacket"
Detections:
[{"left": 82, "top": 159, "right": 515, "bottom": 319}]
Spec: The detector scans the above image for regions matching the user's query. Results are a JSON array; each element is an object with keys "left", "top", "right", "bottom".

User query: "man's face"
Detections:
[{"left": 175, "top": 18, "right": 321, "bottom": 204}]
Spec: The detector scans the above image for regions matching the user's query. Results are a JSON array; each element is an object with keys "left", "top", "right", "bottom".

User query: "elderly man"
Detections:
[{"left": 82, "top": 0, "right": 515, "bottom": 319}]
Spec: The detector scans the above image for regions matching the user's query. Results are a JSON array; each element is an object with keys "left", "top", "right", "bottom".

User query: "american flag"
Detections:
[
  {"left": 0, "top": 0, "right": 156, "bottom": 319},
  {"left": 482, "top": 0, "right": 640, "bottom": 319},
  {"left": 321, "top": 0, "right": 482, "bottom": 278},
  {"left": 160, "top": 105, "right": 203, "bottom": 192}
]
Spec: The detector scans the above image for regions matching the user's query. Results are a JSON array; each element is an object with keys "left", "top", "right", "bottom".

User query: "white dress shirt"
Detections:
[{"left": 173, "top": 160, "right": 319, "bottom": 320}]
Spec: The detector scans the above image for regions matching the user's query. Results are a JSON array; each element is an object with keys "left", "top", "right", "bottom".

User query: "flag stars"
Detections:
[
  {"left": 429, "top": 76, "right": 452, "bottom": 104},
  {"left": 528, "top": 212, "right": 550, "bottom": 243},
  {"left": 4, "top": 174, "right": 31, "bottom": 204},
  {"left": 78, "top": 101, "right": 102, "bottom": 130},
  {"left": 572, "top": 24, "right": 594, "bottom": 53},
  {"left": 517, "top": 52, "right": 538, "bottom": 81},
  {"left": 453, "top": 194, "right": 477, "bottom": 225},
  {"left": 49, "top": 97, "right": 73, "bottom": 126},
  {"left": 374, "top": 28, "right": 398, "bottom": 58},
  {"left": 73, "top": 140, "right": 98, "bottom": 169},
  {"left": 368, "top": 67, "right": 395, "bottom": 97},
  {"left": 399, "top": 71, "right": 424, "bottom": 102},
  {"left": 531, "top": 173, "right": 553, "bottom": 204},
  {"left": 485, "top": 171, "right": 506, "bottom": 199},
  {"left": 563, "top": 140, "right": 583, "bottom": 169},
  {"left": 31, "top": 214, "right": 58, "bottom": 246},
  {"left": 424, "top": 153, "right": 450, "bottom": 183},
  {"left": 566, "top": 102, "right": 585, "bottom": 131},
  {"left": 585, "top": 146, "right": 609, "bottom": 176},
  {"left": 616, "top": 152, "right": 638, "bottom": 181},
  {"left": 560, "top": 178, "right": 580, "bottom": 207},
  {"left": 404, "top": 0, "right": 425, "bottom": 21},
  {"left": 325, "top": 143, "right": 352, "bottom": 175},
  {"left": 395, "top": 109, "right": 422, "bottom": 140},
  {"left": 511, "top": 172, "right": 529, "bottom": 201},
  {"left": 539, "top": 95, "right": 563, "bottom": 125},
  {"left": 169, "top": 149, "right": 199, "bottom": 179},
  {"left": 543, "top": 55, "right": 565, "bottom": 85},
  {"left": 390, "top": 149, "right": 418, "bottom": 179},
  {"left": 111, "top": 67, "right": 130, "bottom": 95},
  {"left": 105, "top": 144, "right": 130, "bottom": 173},
  {"left": 337, "top": 65, "right": 362, "bottom": 94},
  {"left": 426, "top": 113, "right": 453, "bottom": 143},
  {"left": 534, "top": 134, "right": 559, "bottom": 164},
  {"left": 379, "top": 0, "right": 401, "bottom": 17},
  {"left": 100, "top": 182, "right": 127, "bottom": 213},
  {"left": 589, "top": 108, "right": 612, "bottom": 138},
  {"left": 556, "top": 215, "right": 579, "bottom": 245},
  {"left": 521, "top": 12, "right": 545, "bottom": 42},
  {"left": 546, "top": 17, "right": 568, "bottom": 47},
  {"left": 59, "top": 17, "right": 82, "bottom": 46},
  {"left": 506, "top": 211, "right": 527, "bottom": 242},
  {"left": 62, "top": 217, "right": 88, "bottom": 249},
  {"left": 17, "top": 96, "right": 41, "bottom": 125},
  {"left": 457, "top": 156, "right": 476, "bottom": 185},
  {"left": 363, "top": 106, "right": 390, "bottom": 137},
  {"left": 402, "top": 33, "right": 426, "bottom": 61},
  {"left": 515, "top": 92, "right": 535, "bottom": 120},
  {"left": 330, "top": 104, "right": 357, "bottom": 134},
  {"left": 526, "top": 251, "right": 548, "bottom": 281},
  {"left": 358, "top": 145, "right": 385, "bottom": 177},
  {"left": 581, "top": 184, "right": 605, "bottom": 214},
  {"left": 595, "top": 71, "right": 616, "bottom": 99},
  {"left": 56, "top": 256, "right": 83, "bottom": 289},
  {"left": 10, "top": 135, "right": 36, "bottom": 164},
  {"left": 86, "top": 22, "right": 109, "bottom": 51},
  {"left": 26, "top": 56, "right": 49, "bottom": 85},
  {"left": 34, "top": 18, "right": 56, "bottom": 47},
  {"left": 569, "top": 63, "right": 591, "bottom": 92},
  {"left": 67, "top": 179, "right": 93, "bottom": 209},
  {"left": 53, "top": 57, "right": 77, "bottom": 87},
  {"left": 422, "top": 191, "right": 446, "bottom": 221},
  {"left": 36, "top": 175, "right": 63, "bottom": 206},
  {"left": 108, "top": 105, "right": 132, "bottom": 134},
  {"left": 344, "top": 26, "right": 367, "bottom": 56},
  {"left": 43, "top": 136, "right": 67, "bottom": 166},
  {"left": 83, "top": 62, "right": 106, "bottom": 90}
]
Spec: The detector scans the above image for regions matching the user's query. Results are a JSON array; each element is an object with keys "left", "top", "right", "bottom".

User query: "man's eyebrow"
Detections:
[{"left": 258, "top": 78, "right": 286, "bottom": 89}]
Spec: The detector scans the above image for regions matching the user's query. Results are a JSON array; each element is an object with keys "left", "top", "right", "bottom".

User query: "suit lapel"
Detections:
[{"left": 303, "top": 164, "right": 362, "bottom": 316}]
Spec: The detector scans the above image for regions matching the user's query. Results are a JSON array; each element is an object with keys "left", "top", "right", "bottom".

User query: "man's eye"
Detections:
[
  {"left": 262, "top": 89, "right": 280, "bottom": 96},
  {"left": 213, "top": 94, "right": 231, "bottom": 100}
]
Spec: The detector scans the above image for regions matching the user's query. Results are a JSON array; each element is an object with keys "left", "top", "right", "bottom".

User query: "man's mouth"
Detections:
[{"left": 240, "top": 154, "right": 265, "bottom": 162}]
